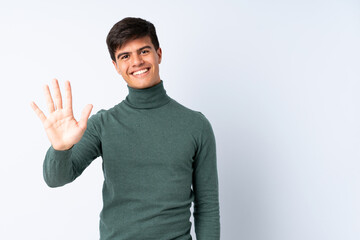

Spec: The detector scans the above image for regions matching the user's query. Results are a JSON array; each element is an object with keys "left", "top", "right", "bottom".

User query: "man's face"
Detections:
[{"left": 112, "top": 36, "right": 162, "bottom": 89}]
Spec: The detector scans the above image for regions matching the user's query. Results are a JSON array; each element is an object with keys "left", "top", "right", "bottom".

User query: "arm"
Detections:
[
  {"left": 193, "top": 114, "right": 220, "bottom": 240},
  {"left": 31, "top": 79, "right": 95, "bottom": 187},
  {"left": 43, "top": 114, "right": 101, "bottom": 187}
]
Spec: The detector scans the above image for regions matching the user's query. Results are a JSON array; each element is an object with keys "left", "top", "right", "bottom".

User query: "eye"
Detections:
[
  {"left": 121, "top": 54, "right": 129, "bottom": 60},
  {"left": 140, "top": 50, "right": 149, "bottom": 55}
]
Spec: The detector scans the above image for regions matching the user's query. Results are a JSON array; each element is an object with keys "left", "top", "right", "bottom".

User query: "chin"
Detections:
[
  {"left": 129, "top": 78, "right": 159, "bottom": 89},
  {"left": 129, "top": 82, "right": 152, "bottom": 89}
]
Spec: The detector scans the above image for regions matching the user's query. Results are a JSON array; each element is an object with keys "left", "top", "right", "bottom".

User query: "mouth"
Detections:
[{"left": 131, "top": 68, "right": 150, "bottom": 77}]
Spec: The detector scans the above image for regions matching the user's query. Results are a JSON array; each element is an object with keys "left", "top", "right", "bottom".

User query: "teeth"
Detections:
[{"left": 133, "top": 68, "right": 149, "bottom": 75}]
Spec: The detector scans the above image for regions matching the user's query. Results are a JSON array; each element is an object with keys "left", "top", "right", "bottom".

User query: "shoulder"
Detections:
[
  {"left": 89, "top": 102, "right": 121, "bottom": 120},
  {"left": 169, "top": 99, "right": 216, "bottom": 150},
  {"left": 86, "top": 103, "right": 122, "bottom": 131},
  {"left": 168, "top": 98, "right": 213, "bottom": 131}
]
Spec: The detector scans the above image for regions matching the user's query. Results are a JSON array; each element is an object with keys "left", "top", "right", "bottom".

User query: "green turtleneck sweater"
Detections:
[{"left": 43, "top": 80, "right": 220, "bottom": 240}]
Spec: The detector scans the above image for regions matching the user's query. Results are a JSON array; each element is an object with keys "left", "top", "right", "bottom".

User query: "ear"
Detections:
[
  {"left": 156, "top": 47, "right": 162, "bottom": 64},
  {"left": 112, "top": 60, "right": 121, "bottom": 74}
]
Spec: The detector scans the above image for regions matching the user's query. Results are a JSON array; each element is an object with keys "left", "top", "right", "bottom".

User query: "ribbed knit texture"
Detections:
[{"left": 43, "top": 80, "right": 220, "bottom": 240}]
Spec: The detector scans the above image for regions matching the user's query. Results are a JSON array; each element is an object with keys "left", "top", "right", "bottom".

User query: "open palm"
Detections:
[{"left": 31, "top": 79, "right": 93, "bottom": 150}]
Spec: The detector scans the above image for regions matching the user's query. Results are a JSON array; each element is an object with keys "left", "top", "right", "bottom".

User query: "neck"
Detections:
[{"left": 124, "top": 80, "right": 170, "bottom": 109}]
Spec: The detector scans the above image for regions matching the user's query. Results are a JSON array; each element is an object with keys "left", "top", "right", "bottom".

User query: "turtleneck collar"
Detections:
[{"left": 124, "top": 80, "right": 171, "bottom": 109}]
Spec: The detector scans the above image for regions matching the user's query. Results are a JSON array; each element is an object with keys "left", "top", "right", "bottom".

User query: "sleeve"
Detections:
[
  {"left": 192, "top": 114, "right": 220, "bottom": 239},
  {"left": 43, "top": 113, "right": 102, "bottom": 188}
]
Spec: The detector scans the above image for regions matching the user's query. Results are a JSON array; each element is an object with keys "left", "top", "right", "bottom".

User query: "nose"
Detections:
[{"left": 132, "top": 54, "right": 144, "bottom": 67}]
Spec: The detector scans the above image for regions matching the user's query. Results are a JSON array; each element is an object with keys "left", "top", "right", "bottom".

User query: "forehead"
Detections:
[{"left": 116, "top": 36, "right": 154, "bottom": 53}]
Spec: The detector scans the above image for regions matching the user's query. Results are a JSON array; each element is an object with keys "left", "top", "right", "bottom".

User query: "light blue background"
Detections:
[{"left": 0, "top": 0, "right": 359, "bottom": 239}]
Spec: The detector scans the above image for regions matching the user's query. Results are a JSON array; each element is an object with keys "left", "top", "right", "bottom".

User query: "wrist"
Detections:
[{"left": 52, "top": 144, "right": 74, "bottom": 151}]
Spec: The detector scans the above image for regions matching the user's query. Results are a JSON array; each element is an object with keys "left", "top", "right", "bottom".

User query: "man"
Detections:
[{"left": 31, "top": 17, "right": 220, "bottom": 240}]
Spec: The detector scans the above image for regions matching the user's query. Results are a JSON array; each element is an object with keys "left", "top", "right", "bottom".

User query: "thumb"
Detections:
[{"left": 78, "top": 104, "right": 93, "bottom": 129}]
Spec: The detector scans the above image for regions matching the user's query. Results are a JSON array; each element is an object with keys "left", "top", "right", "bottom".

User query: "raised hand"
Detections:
[{"left": 31, "top": 79, "right": 93, "bottom": 151}]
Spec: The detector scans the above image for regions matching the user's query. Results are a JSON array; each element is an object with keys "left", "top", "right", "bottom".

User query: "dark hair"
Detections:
[{"left": 106, "top": 17, "right": 160, "bottom": 62}]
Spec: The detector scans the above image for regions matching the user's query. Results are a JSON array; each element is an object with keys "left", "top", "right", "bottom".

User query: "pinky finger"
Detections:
[{"left": 30, "top": 101, "right": 47, "bottom": 123}]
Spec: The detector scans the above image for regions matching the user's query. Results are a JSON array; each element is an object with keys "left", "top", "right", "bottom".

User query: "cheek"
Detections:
[
  {"left": 119, "top": 64, "right": 129, "bottom": 75},
  {"left": 121, "top": 70, "right": 130, "bottom": 79},
  {"left": 151, "top": 61, "right": 158, "bottom": 72}
]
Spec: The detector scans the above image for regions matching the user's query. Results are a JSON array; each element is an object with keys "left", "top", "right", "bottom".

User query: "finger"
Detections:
[
  {"left": 78, "top": 104, "right": 93, "bottom": 129},
  {"left": 30, "top": 101, "right": 47, "bottom": 123},
  {"left": 52, "top": 78, "right": 63, "bottom": 110},
  {"left": 43, "top": 84, "right": 55, "bottom": 113},
  {"left": 65, "top": 81, "right": 72, "bottom": 112}
]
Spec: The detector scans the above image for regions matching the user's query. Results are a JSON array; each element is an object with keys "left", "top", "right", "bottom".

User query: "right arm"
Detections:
[
  {"left": 31, "top": 79, "right": 97, "bottom": 187},
  {"left": 43, "top": 114, "right": 102, "bottom": 187}
]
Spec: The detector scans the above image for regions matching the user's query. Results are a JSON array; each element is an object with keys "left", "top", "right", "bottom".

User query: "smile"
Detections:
[{"left": 132, "top": 68, "right": 149, "bottom": 76}]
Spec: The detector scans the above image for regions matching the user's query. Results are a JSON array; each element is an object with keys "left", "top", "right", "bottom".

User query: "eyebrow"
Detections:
[{"left": 116, "top": 45, "right": 152, "bottom": 60}]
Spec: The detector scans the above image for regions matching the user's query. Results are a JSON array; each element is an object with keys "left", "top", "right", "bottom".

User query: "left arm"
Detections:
[{"left": 192, "top": 114, "right": 220, "bottom": 240}]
